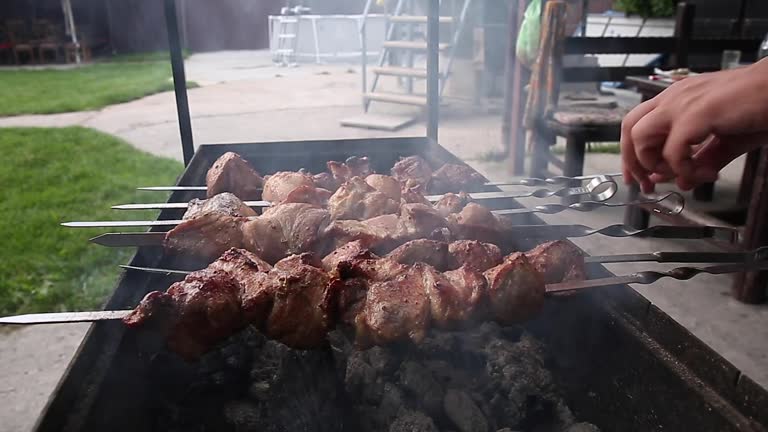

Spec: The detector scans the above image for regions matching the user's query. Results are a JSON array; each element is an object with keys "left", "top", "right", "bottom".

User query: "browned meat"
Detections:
[
  {"left": 206, "top": 152, "right": 264, "bottom": 200},
  {"left": 137, "top": 269, "right": 247, "bottom": 361},
  {"left": 484, "top": 253, "right": 545, "bottom": 324},
  {"left": 447, "top": 203, "right": 501, "bottom": 243},
  {"left": 183, "top": 192, "right": 258, "bottom": 220},
  {"left": 398, "top": 203, "right": 449, "bottom": 239},
  {"left": 365, "top": 174, "right": 402, "bottom": 202},
  {"left": 322, "top": 240, "right": 377, "bottom": 273},
  {"left": 386, "top": 239, "right": 451, "bottom": 270},
  {"left": 428, "top": 163, "right": 486, "bottom": 194},
  {"left": 391, "top": 156, "right": 433, "bottom": 189},
  {"left": 281, "top": 184, "right": 332, "bottom": 206},
  {"left": 327, "top": 156, "right": 373, "bottom": 187},
  {"left": 448, "top": 240, "right": 502, "bottom": 272},
  {"left": 327, "top": 177, "right": 400, "bottom": 220},
  {"left": 401, "top": 180, "right": 432, "bottom": 205},
  {"left": 241, "top": 203, "right": 331, "bottom": 264},
  {"left": 420, "top": 263, "right": 486, "bottom": 328},
  {"left": 263, "top": 260, "right": 334, "bottom": 349},
  {"left": 312, "top": 172, "right": 339, "bottom": 191},
  {"left": 165, "top": 213, "right": 247, "bottom": 261},
  {"left": 262, "top": 171, "right": 317, "bottom": 204},
  {"left": 353, "top": 266, "right": 431, "bottom": 348},
  {"left": 433, "top": 192, "right": 471, "bottom": 217},
  {"left": 208, "top": 247, "right": 272, "bottom": 274},
  {"left": 525, "top": 240, "right": 586, "bottom": 284},
  {"left": 123, "top": 291, "right": 175, "bottom": 327},
  {"left": 325, "top": 214, "right": 401, "bottom": 251},
  {"left": 337, "top": 257, "right": 408, "bottom": 282}
]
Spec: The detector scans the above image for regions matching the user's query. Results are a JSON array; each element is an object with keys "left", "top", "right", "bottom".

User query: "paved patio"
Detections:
[{"left": 0, "top": 50, "right": 766, "bottom": 432}]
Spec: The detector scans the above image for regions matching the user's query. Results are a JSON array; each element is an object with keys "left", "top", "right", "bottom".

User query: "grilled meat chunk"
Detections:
[
  {"left": 428, "top": 163, "right": 486, "bottom": 195},
  {"left": 365, "top": 174, "right": 402, "bottom": 202},
  {"left": 165, "top": 213, "right": 247, "bottom": 261},
  {"left": 328, "top": 177, "right": 400, "bottom": 221},
  {"left": 354, "top": 266, "right": 431, "bottom": 348},
  {"left": 391, "top": 156, "right": 433, "bottom": 190},
  {"left": 322, "top": 240, "right": 378, "bottom": 273},
  {"left": 262, "top": 171, "right": 319, "bottom": 204},
  {"left": 206, "top": 152, "right": 264, "bottom": 200},
  {"left": 326, "top": 156, "right": 373, "bottom": 189},
  {"left": 421, "top": 263, "right": 487, "bottom": 328},
  {"left": 448, "top": 240, "right": 503, "bottom": 272},
  {"left": 525, "top": 240, "right": 586, "bottom": 284},
  {"left": 401, "top": 180, "right": 432, "bottom": 205},
  {"left": 484, "top": 253, "right": 545, "bottom": 324},
  {"left": 263, "top": 259, "right": 334, "bottom": 349},
  {"left": 325, "top": 214, "right": 401, "bottom": 251},
  {"left": 387, "top": 239, "right": 451, "bottom": 270},
  {"left": 129, "top": 269, "right": 247, "bottom": 361},
  {"left": 241, "top": 203, "right": 331, "bottom": 264},
  {"left": 448, "top": 203, "right": 502, "bottom": 243},
  {"left": 433, "top": 192, "right": 471, "bottom": 217},
  {"left": 183, "top": 192, "right": 258, "bottom": 220}
]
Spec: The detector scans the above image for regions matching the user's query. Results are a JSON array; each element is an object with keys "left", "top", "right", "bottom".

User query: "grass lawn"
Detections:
[
  {"left": 0, "top": 127, "right": 182, "bottom": 315},
  {"left": 0, "top": 55, "right": 195, "bottom": 116}
]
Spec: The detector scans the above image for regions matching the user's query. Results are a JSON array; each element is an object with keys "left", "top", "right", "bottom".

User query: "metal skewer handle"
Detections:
[{"left": 494, "top": 192, "right": 683, "bottom": 216}]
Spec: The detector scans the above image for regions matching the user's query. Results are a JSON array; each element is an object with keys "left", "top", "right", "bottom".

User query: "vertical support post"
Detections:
[
  {"left": 426, "top": 0, "right": 440, "bottom": 142},
  {"left": 502, "top": 0, "right": 528, "bottom": 175},
  {"left": 733, "top": 148, "right": 768, "bottom": 304},
  {"left": 672, "top": 2, "right": 694, "bottom": 69},
  {"left": 164, "top": 0, "right": 195, "bottom": 166}
]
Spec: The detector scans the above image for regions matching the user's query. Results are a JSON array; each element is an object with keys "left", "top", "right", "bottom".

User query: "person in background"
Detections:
[{"left": 620, "top": 58, "right": 768, "bottom": 193}]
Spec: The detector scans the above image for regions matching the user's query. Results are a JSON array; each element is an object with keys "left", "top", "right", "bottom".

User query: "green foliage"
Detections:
[
  {"left": 614, "top": 0, "right": 676, "bottom": 17},
  {"left": 0, "top": 127, "right": 182, "bottom": 314},
  {"left": 0, "top": 60, "right": 195, "bottom": 116}
]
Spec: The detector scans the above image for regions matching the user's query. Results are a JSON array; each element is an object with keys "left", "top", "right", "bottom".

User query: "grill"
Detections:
[{"left": 35, "top": 137, "right": 768, "bottom": 432}]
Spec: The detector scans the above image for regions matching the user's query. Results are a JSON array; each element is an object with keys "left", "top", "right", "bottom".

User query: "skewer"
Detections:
[
  {"left": 68, "top": 193, "right": 674, "bottom": 228},
  {"left": 83, "top": 224, "right": 741, "bottom": 247},
  {"left": 136, "top": 172, "right": 624, "bottom": 192},
  {"left": 4, "top": 259, "right": 765, "bottom": 326},
  {"left": 114, "top": 178, "right": 618, "bottom": 211},
  {"left": 120, "top": 246, "right": 768, "bottom": 276}
]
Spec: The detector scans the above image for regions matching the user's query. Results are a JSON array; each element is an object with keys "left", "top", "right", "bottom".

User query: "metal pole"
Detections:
[
  {"left": 164, "top": 0, "right": 195, "bottom": 166},
  {"left": 426, "top": 0, "right": 439, "bottom": 142}
]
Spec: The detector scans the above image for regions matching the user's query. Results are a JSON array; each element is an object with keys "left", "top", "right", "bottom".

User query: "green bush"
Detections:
[{"left": 614, "top": 0, "right": 676, "bottom": 17}]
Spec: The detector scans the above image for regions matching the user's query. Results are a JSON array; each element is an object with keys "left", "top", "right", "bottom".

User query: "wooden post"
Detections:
[
  {"left": 732, "top": 148, "right": 768, "bottom": 304},
  {"left": 502, "top": 0, "right": 529, "bottom": 175}
]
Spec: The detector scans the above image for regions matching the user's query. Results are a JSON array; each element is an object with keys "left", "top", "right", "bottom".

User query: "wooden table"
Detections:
[{"left": 625, "top": 75, "right": 766, "bottom": 303}]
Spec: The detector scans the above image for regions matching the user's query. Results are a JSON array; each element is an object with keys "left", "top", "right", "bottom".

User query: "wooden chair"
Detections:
[
  {"left": 525, "top": 3, "right": 693, "bottom": 186},
  {"left": 33, "top": 20, "right": 63, "bottom": 64},
  {"left": 6, "top": 19, "right": 36, "bottom": 64}
]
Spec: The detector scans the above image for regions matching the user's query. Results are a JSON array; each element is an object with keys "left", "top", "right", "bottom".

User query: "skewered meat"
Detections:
[
  {"left": 525, "top": 240, "right": 586, "bottom": 284},
  {"left": 241, "top": 203, "right": 331, "bottom": 264},
  {"left": 433, "top": 192, "right": 471, "bottom": 217},
  {"left": 206, "top": 152, "right": 264, "bottom": 200},
  {"left": 183, "top": 192, "right": 258, "bottom": 220},
  {"left": 484, "top": 253, "right": 545, "bottom": 324},
  {"left": 447, "top": 202, "right": 502, "bottom": 243},
  {"left": 448, "top": 240, "right": 503, "bottom": 272},
  {"left": 324, "top": 156, "right": 373, "bottom": 190},
  {"left": 263, "top": 171, "right": 329, "bottom": 204},
  {"left": 428, "top": 164, "right": 486, "bottom": 195},
  {"left": 386, "top": 239, "right": 451, "bottom": 269},
  {"left": 321, "top": 240, "right": 377, "bottom": 272},
  {"left": 165, "top": 213, "right": 248, "bottom": 260},
  {"left": 391, "top": 156, "right": 433, "bottom": 190},
  {"left": 365, "top": 174, "right": 402, "bottom": 202},
  {"left": 327, "top": 177, "right": 400, "bottom": 220},
  {"left": 127, "top": 239, "right": 570, "bottom": 359}
]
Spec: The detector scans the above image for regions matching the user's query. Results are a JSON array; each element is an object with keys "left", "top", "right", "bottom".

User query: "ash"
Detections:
[{"left": 152, "top": 325, "right": 599, "bottom": 432}]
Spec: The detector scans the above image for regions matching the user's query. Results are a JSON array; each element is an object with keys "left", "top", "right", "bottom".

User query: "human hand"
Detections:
[{"left": 621, "top": 59, "right": 768, "bottom": 193}]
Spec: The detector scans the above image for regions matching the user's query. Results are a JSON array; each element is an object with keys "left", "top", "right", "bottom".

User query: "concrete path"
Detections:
[{"left": 0, "top": 51, "right": 766, "bottom": 431}]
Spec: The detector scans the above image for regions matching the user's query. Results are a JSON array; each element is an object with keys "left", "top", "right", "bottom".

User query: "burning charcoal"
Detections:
[
  {"left": 564, "top": 423, "right": 601, "bottom": 432},
  {"left": 444, "top": 389, "right": 489, "bottom": 432},
  {"left": 418, "top": 331, "right": 458, "bottom": 358},
  {"left": 389, "top": 409, "right": 439, "bottom": 432},
  {"left": 495, "top": 429, "right": 520, "bottom": 432},
  {"left": 247, "top": 381, "right": 271, "bottom": 401},
  {"left": 345, "top": 353, "right": 383, "bottom": 404},
  {"left": 222, "top": 344, "right": 249, "bottom": 369},
  {"left": 224, "top": 400, "right": 262, "bottom": 432},
  {"left": 366, "top": 346, "right": 399, "bottom": 376},
  {"left": 398, "top": 361, "right": 444, "bottom": 416},
  {"left": 378, "top": 383, "right": 405, "bottom": 422}
]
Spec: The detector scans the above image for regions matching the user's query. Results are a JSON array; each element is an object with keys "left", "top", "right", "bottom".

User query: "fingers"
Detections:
[{"left": 620, "top": 99, "right": 658, "bottom": 192}]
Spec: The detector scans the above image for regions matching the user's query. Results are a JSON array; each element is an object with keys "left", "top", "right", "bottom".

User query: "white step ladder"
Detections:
[{"left": 341, "top": 0, "right": 473, "bottom": 130}]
